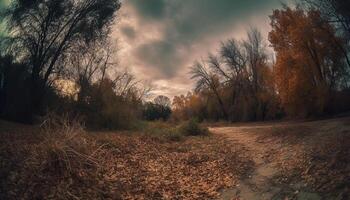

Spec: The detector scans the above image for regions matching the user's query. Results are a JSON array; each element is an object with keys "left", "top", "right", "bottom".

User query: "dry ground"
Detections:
[
  {"left": 212, "top": 117, "right": 350, "bottom": 200},
  {"left": 0, "top": 117, "right": 349, "bottom": 200},
  {"left": 0, "top": 120, "right": 252, "bottom": 199}
]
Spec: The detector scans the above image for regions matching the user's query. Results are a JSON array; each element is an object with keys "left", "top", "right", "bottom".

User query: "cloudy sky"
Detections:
[
  {"left": 0, "top": 0, "right": 289, "bottom": 99},
  {"left": 114, "top": 0, "right": 289, "bottom": 99}
]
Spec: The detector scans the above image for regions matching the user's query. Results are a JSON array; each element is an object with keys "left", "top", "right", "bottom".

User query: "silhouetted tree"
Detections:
[
  {"left": 0, "top": 55, "right": 34, "bottom": 122},
  {"left": 190, "top": 61, "right": 229, "bottom": 120},
  {"left": 190, "top": 28, "right": 278, "bottom": 121},
  {"left": 143, "top": 95, "right": 172, "bottom": 121},
  {"left": 154, "top": 95, "right": 171, "bottom": 108},
  {"left": 3, "top": 0, "right": 121, "bottom": 117},
  {"left": 303, "top": 0, "right": 350, "bottom": 35}
]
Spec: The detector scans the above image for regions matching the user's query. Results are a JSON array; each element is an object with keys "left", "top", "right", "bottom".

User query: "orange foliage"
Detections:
[
  {"left": 269, "top": 6, "right": 347, "bottom": 116},
  {"left": 172, "top": 93, "right": 205, "bottom": 121}
]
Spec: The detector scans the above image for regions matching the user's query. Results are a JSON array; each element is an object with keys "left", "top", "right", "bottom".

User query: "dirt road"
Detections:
[{"left": 209, "top": 121, "right": 338, "bottom": 200}]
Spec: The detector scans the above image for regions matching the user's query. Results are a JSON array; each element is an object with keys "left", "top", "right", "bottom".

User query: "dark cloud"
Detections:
[
  {"left": 117, "top": 0, "right": 289, "bottom": 97},
  {"left": 134, "top": 40, "right": 185, "bottom": 78},
  {"left": 127, "top": 0, "right": 282, "bottom": 80},
  {"left": 167, "top": 0, "right": 267, "bottom": 41},
  {"left": 120, "top": 25, "right": 136, "bottom": 40},
  {"left": 128, "top": 0, "right": 166, "bottom": 19}
]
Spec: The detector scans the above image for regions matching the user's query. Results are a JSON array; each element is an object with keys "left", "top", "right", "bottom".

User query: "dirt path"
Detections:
[{"left": 210, "top": 126, "right": 322, "bottom": 200}]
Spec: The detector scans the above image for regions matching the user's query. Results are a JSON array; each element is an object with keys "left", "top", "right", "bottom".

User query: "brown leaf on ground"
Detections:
[{"left": 0, "top": 120, "right": 253, "bottom": 200}]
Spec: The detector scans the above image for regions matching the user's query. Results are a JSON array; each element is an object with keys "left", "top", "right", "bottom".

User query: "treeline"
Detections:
[
  {"left": 0, "top": 0, "right": 172, "bottom": 129},
  {"left": 173, "top": 1, "right": 350, "bottom": 122},
  {"left": 1, "top": 0, "right": 349, "bottom": 127}
]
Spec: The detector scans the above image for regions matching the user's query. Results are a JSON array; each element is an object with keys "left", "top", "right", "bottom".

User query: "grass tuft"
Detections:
[{"left": 179, "top": 119, "right": 210, "bottom": 136}]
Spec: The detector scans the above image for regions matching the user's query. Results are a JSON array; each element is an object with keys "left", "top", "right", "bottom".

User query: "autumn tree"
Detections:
[
  {"left": 172, "top": 92, "right": 207, "bottom": 121},
  {"left": 172, "top": 94, "right": 191, "bottom": 121},
  {"left": 269, "top": 6, "right": 348, "bottom": 116}
]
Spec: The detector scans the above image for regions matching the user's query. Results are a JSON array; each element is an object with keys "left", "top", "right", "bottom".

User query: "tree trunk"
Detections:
[{"left": 212, "top": 89, "right": 228, "bottom": 120}]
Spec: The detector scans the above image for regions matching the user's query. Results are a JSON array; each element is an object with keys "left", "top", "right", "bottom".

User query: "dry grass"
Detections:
[
  {"left": 0, "top": 116, "right": 110, "bottom": 199},
  {"left": 0, "top": 118, "right": 253, "bottom": 199}
]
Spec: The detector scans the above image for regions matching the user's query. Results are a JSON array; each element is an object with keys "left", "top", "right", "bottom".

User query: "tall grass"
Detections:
[{"left": 10, "top": 114, "right": 115, "bottom": 199}]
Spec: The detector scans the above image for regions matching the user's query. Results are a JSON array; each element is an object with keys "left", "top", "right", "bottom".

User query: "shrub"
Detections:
[
  {"left": 139, "top": 120, "right": 209, "bottom": 142},
  {"left": 143, "top": 102, "right": 171, "bottom": 121},
  {"left": 76, "top": 78, "right": 142, "bottom": 130},
  {"left": 179, "top": 119, "right": 209, "bottom": 136}
]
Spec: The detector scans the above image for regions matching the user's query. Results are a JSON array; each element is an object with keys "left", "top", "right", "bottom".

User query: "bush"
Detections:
[
  {"left": 76, "top": 78, "right": 142, "bottom": 130},
  {"left": 143, "top": 102, "right": 171, "bottom": 121},
  {"left": 179, "top": 119, "right": 209, "bottom": 136},
  {"left": 139, "top": 120, "right": 210, "bottom": 142}
]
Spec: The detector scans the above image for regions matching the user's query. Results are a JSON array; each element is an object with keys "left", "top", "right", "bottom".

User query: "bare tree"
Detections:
[
  {"left": 154, "top": 95, "right": 171, "bottom": 108},
  {"left": 4, "top": 0, "right": 121, "bottom": 112},
  {"left": 190, "top": 60, "right": 228, "bottom": 120},
  {"left": 219, "top": 39, "right": 247, "bottom": 78},
  {"left": 243, "top": 28, "right": 267, "bottom": 91},
  {"left": 68, "top": 40, "right": 116, "bottom": 81},
  {"left": 192, "top": 28, "right": 273, "bottom": 121}
]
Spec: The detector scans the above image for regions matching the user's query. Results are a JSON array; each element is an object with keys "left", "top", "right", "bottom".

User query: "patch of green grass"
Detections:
[
  {"left": 179, "top": 119, "right": 210, "bottom": 136},
  {"left": 138, "top": 119, "right": 210, "bottom": 142}
]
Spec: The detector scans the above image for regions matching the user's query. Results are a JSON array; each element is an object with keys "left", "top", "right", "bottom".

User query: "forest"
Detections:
[{"left": 0, "top": 0, "right": 349, "bottom": 199}]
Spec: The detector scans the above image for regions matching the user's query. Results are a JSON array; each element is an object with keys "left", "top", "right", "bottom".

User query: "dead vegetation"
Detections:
[{"left": 0, "top": 117, "right": 253, "bottom": 199}]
